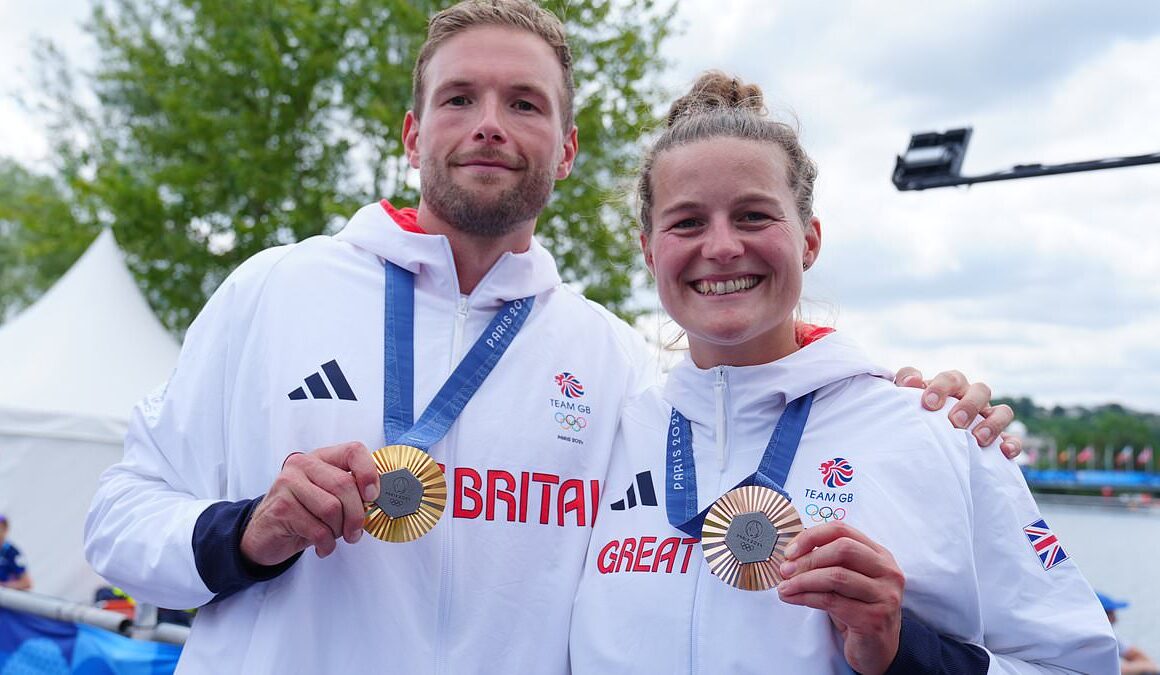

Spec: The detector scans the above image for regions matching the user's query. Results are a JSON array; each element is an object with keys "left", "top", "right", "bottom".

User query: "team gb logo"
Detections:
[
  {"left": 555, "top": 372, "right": 585, "bottom": 398},
  {"left": 818, "top": 457, "right": 854, "bottom": 488}
]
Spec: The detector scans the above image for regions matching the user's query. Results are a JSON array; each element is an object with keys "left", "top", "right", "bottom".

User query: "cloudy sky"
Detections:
[{"left": 4, "top": 0, "right": 1159, "bottom": 412}]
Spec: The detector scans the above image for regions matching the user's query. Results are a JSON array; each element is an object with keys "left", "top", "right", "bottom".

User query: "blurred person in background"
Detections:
[
  {"left": 1100, "top": 591, "right": 1159, "bottom": 675},
  {"left": 0, "top": 514, "right": 32, "bottom": 590}
]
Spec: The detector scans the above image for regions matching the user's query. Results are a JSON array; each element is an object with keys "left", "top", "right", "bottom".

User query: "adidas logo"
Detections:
[
  {"left": 610, "top": 471, "right": 657, "bottom": 511},
  {"left": 288, "top": 359, "right": 357, "bottom": 401}
]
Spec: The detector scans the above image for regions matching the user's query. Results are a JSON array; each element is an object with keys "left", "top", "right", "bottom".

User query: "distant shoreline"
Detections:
[{"left": 1033, "top": 491, "right": 1160, "bottom": 512}]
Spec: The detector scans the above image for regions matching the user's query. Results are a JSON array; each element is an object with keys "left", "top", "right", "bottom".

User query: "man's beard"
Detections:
[{"left": 420, "top": 151, "right": 556, "bottom": 238}]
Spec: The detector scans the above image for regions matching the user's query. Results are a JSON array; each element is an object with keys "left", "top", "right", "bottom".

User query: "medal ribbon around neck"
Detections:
[
  {"left": 665, "top": 390, "right": 814, "bottom": 538},
  {"left": 667, "top": 390, "right": 815, "bottom": 590},
  {"left": 364, "top": 261, "right": 534, "bottom": 542}
]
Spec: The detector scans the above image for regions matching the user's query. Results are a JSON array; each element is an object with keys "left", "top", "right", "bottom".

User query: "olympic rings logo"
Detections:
[
  {"left": 555, "top": 412, "right": 587, "bottom": 432},
  {"left": 804, "top": 504, "right": 846, "bottom": 523}
]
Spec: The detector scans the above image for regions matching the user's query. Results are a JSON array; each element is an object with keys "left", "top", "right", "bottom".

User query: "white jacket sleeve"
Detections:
[
  {"left": 83, "top": 248, "right": 286, "bottom": 609},
  {"left": 961, "top": 422, "right": 1119, "bottom": 674}
]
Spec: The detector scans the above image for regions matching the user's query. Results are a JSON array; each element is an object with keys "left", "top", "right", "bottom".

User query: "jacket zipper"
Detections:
[
  {"left": 434, "top": 295, "right": 470, "bottom": 675},
  {"left": 688, "top": 560, "right": 706, "bottom": 675},
  {"left": 451, "top": 296, "right": 469, "bottom": 361},
  {"left": 691, "top": 367, "right": 730, "bottom": 674},
  {"left": 715, "top": 367, "right": 728, "bottom": 468}
]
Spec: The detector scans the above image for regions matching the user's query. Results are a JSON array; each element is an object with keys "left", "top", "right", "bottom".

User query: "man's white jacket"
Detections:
[
  {"left": 85, "top": 201, "right": 653, "bottom": 674},
  {"left": 571, "top": 332, "right": 1117, "bottom": 674}
]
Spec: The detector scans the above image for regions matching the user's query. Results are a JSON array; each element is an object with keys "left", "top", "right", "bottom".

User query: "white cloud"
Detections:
[
  {"left": 0, "top": 0, "right": 94, "bottom": 168},
  {"left": 663, "top": 0, "right": 1160, "bottom": 411}
]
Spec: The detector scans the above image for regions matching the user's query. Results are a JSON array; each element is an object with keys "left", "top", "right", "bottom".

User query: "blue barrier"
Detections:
[
  {"left": 1022, "top": 468, "right": 1160, "bottom": 489},
  {"left": 0, "top": 606, "right": 180, "bottom": 674}
]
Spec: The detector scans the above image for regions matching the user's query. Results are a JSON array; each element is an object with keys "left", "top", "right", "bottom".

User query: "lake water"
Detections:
[{"left": 1038, "top": 495, "right": 1160, "bottom": 657}]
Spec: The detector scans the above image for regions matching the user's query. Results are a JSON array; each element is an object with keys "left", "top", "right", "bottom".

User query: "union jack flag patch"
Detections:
[{"left": 1023, "top": 519, "right": 1069, "bottom": 570}]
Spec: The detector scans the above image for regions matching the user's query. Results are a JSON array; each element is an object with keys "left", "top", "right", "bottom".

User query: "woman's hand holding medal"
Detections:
[
  {"left": 241, "top": 442, "right": 381, "bottom": 566},
  {"left": 776, "top": 522, "right": 905, "bottom": 675}
]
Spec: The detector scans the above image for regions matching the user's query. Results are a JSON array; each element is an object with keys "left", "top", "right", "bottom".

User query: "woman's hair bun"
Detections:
[{"left": 665, "top": 70, "right": 765, "bottom": 126}]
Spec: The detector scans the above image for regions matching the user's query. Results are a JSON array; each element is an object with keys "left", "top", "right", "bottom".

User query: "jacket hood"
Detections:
[
  {"left": 334, "top": 201, "right": 562, "bottom": 303},
  {"left": 662, "top": 331, "right": 894, "bottom": 430}
]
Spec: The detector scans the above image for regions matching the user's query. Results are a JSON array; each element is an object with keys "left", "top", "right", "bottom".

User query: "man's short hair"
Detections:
[{"left": 412, "top": 0, "right": 576, "bottom": 130}]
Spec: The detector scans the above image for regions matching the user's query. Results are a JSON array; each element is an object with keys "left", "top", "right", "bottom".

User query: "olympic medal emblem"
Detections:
[
  {"left": 363, "top": 445, "right": 447, "bottom": 542},
  {"left": 701, "top": 485, "right": 802, "bottom": 591}
]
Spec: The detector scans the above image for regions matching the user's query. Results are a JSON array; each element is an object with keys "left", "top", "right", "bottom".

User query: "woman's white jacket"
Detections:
[{"left": 571, "top": 332, "right": 1117, "bottom": 674}]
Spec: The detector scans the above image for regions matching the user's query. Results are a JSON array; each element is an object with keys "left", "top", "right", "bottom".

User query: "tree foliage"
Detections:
[
  {"left": 999, "top": 396, "right": 1160, "bottom": 459},
  {"left": 7, "top": 0, "right": 673, "bottom": 332},
  {"left": 0, "top": 159, "right": 95, "bottom": 321}
]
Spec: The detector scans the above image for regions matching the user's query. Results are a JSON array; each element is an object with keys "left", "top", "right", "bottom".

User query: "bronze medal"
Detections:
[
  {"left": 701, "top": 484, "right": 802, "bottom": 591},
  {"left": 363, "top": 444, "right": 447, "bottom": 542}
]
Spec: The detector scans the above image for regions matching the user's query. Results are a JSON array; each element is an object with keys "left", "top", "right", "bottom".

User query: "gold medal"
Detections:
[
  {"left": 363, "top": 444, "right": 447, "bottom": 542},
  {"left": 701, "top": 485, "right": 802, "bottom": 591}
]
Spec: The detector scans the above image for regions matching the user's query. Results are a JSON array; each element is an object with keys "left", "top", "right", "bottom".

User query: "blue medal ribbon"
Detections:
[
  {"left": 382, "top": 262, "right": 534, "bottom": 451},
  {"left": 665, "top": 391, "right": 815, "bottom": 538}
]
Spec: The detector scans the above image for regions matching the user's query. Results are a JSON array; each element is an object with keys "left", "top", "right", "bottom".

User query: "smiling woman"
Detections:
[
  {"left": 642, "top": 136, "right": 817, "bottom": 369},
  {"left": 568, "top": 71, "right": 1119, "bottom": 675}
]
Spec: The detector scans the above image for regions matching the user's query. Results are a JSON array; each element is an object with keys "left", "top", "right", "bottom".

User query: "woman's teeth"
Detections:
[{"left": 693, "top": 276, "right": 759, "bottom": 296}]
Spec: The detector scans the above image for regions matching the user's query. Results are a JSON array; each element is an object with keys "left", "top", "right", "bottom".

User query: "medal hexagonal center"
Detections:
[
  {"left": 375, "top": 468, "right": 424, "bottom": 518},
  {"left": 724, "top": 511, "right": 777, "bottom": 564}
]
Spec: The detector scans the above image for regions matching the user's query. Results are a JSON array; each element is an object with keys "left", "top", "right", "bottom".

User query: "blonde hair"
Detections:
[
  {"left": 412, "top": 0, "right": 575, "bottom": 129},
  {"left": 637, "top": 71, "right": 817, "bottom": 234}
]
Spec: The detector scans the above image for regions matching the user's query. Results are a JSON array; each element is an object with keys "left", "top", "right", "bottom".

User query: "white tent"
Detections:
[{"left": 0, "top": 230, "right": 180, "bottom": 602}]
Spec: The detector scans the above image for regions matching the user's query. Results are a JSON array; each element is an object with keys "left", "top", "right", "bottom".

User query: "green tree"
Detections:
[
  {"left": 24, "top": 0, "right": 673, "bottom": 332},
  {"left": 0, "top": 159, "right": 95, "bottom": 321},
  {"left": 996, "top": 397, "right": 1160, "bottom": 458}
]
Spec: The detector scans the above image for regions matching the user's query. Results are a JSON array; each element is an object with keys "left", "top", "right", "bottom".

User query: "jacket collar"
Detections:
[
  {"left": 662, "top": 331, "right": 893, "bottom": 430},
  {"left": 335, "top": 201, "right": 562, "bottom": 306}
]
